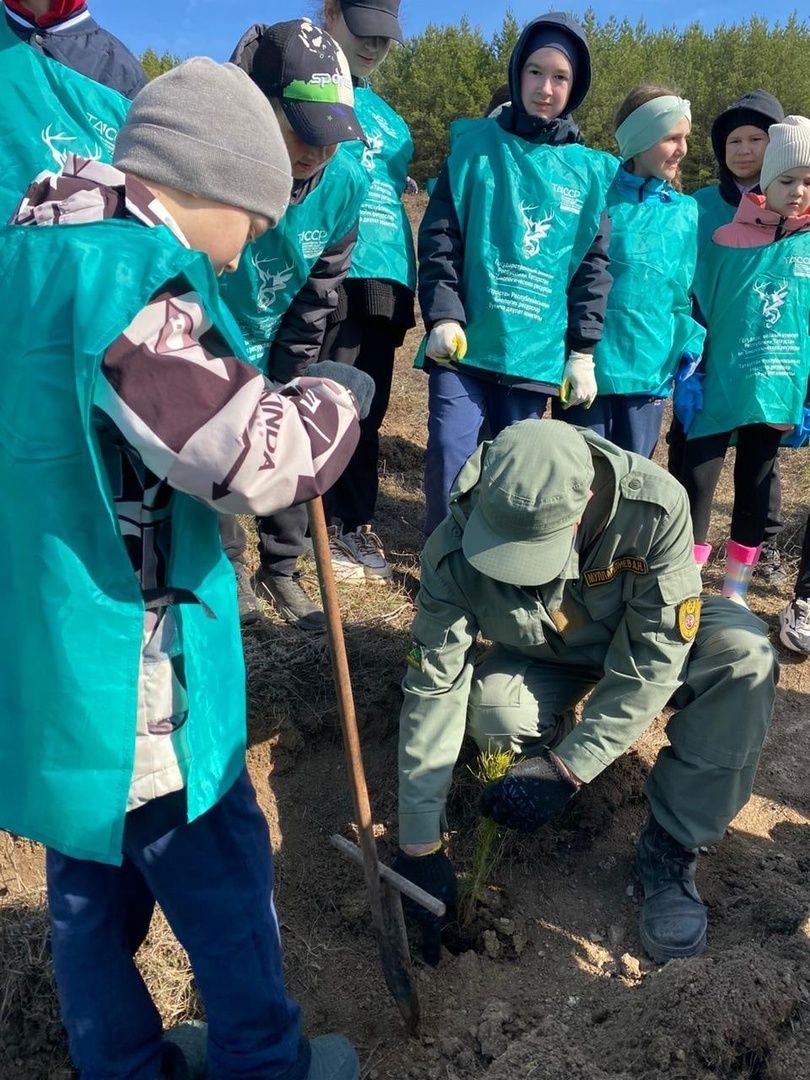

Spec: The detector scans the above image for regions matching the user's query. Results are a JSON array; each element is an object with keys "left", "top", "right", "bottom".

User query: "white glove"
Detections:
[
  {"left": 560, "top": 350, "right": 597, "bottom": 409},
  {"left": 425, "top": 320, "right": 467, "bottom": 364}
]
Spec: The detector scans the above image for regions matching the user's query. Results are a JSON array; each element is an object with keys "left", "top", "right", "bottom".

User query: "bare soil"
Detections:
[{"left": 2, "top": 193, "right": 809, "bottom": 1079}]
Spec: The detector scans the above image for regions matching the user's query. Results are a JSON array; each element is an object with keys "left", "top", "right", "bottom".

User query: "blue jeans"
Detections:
[
  {"left": 558, "top": 393, "right": 667, "bottom": 458},
  {"left": 46, "top": 770, "right": 309, "bottom": 1080},
  {"left": 424, "top": 365, "right": 550, "bottom": 534}
]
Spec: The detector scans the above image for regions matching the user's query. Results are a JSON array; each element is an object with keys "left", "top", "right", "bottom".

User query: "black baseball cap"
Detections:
[
  {"left": 342, "top": 0, "right": 404, "bottom": 44},
  {"left": 239, "top": 19, "right": 364, "bottom": 147}
]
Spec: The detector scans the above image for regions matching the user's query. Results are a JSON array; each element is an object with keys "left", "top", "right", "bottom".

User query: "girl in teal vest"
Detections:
[
  {"left": 0, "top": 59, "right": 367, "bottom": 1080},
  {"left": 320, "top": 0, "right": 417, "bottom": 581},
  {"left": 667, "top": 90, "right": 788, "bottom": 588},
  {"left": 681, "top": 116, "right": 810, "bottom": 606},
  {"left": 418, "top": 13, "right": 617, "bottom": 534},
  {"left": 562, "top": 86, "right": 704, "bottom": 458}
]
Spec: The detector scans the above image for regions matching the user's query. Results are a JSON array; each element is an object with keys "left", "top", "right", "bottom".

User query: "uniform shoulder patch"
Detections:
[
  {"left": 583, "top": 556, "right": 648, "bottom": 587},
  {"left": 406, "top": 641, "right": 425, "bottom": 670},
  {"left": 677, "top": 597, "right": 702, "bottom": 642}
]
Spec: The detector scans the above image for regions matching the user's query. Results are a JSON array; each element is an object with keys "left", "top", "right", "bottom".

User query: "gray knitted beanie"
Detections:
[{"left": 114, "top": 58, "right": 292, "bottom": 224}]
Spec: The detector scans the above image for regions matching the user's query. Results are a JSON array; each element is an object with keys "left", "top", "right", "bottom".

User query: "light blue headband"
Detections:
[{"left": 615, "top": 95, "right": 692, "bottom": 160}]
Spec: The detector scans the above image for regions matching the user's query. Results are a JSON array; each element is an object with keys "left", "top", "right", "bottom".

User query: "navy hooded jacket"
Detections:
[
  {"left": 4, "top": 3, "right": 145, "bottom": 99},
  {"left": 417, "top": 12, "right": 612, "bottom": 356}
]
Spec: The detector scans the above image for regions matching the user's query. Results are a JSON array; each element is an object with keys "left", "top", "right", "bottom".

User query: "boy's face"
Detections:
[
  {"left": 520, "top": 47, "right": 572, "bottom": 121},
  {"left": 766, "top": 167, "right": 810, "bottom": 218},
  {"left": 275, "top": 109, "right": 338, "bottom": 181},
  {"left": 632, "top": 117, "right": 690, "bottom": 182},
  {"left": 725, "top": 124, "right": 768, "bottom": 182},
  {"left": 182, "top": 201, "right": 270, "bottom": 274}
]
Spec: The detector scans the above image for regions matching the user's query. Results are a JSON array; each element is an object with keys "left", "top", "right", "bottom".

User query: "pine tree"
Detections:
[{"left": 140, "top": 48, "right": 181, "bottom": 81}]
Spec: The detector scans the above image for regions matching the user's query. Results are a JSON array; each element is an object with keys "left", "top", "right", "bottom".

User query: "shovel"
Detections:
[{"left": 306, "top": 497, "right": 444, "bottom": 1034}]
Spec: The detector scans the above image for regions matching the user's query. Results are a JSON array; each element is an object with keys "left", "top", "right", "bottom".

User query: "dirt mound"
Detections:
[{"left": 473, "top": 937, "right": 810, "bottom": 1080}]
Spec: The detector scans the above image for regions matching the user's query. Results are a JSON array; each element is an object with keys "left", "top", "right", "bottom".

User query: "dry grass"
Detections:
[{"left": 137, "top": 911, "right": 202, "bottom": 1030}]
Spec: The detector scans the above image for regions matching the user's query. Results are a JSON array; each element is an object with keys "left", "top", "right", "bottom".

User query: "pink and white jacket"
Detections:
[{"left": 713, "top": 192, "right": 810, "bottom": 249}]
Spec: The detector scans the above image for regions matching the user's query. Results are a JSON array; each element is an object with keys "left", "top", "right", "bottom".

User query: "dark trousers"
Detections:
[
  {"left": 424, "top": 365, "right": 551, "bottom": 535},
  {"left": 321, "top": 315, "right": 401, "bottom": 531},
  {"left": 46, "top": 771, "right": 308, "bottom": 1080},
  {"left": 681, "top": 424, "right": 784, "bottom": 547},
  {"left": 220, "top": 507, "right": 309, "bottom": 578},
  {"left": 796, "top": 513, "right": 810, "bottom": 599},
  {"left": 667, "top": 415, "right": 784, "bottom": 541},
  {"left": 558, "top": 393, "right": 667, "bottom": 458}
]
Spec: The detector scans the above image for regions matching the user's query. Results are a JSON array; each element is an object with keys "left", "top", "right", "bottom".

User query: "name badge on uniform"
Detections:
[
  {"left": 583, "top": 555, "right": 648, "bottom": 587},
  {"left": 677, "top": 598, "right": 702, "bottom": 642}
]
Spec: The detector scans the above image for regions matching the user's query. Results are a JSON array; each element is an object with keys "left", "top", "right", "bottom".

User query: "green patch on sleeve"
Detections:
[{"left": 406, "top": 641, "right": 425, "bottom": 671}]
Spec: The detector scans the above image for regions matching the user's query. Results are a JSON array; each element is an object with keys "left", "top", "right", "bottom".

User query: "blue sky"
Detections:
[{"left": 90, "top": 1, "right": 805, "bottom": 60}]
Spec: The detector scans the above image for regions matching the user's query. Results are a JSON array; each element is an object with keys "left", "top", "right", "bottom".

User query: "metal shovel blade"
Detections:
[{"left": 377, "top": 879, "right": 421, "bottom": 1033}]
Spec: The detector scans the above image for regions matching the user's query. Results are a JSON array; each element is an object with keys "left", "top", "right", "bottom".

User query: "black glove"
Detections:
[
  {"left": 391, "top": 848, "right": 457, "bottom": 966},
  {"left": 301, "top": 360, "right": 375, "bottom": 420},
  {"left": 479, "top": 753, "right": 577, "bottom": 833}
]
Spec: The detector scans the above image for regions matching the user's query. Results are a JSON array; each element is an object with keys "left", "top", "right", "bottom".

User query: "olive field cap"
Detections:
[
  {"left": 246, "top": 19, "right": 364, "bottom": 146},
  {"left": 341, "top": 0, "right": 404, "bottom": 44},
  {"left": 462, "top": 419, "right": 594, "bottom": 586}
]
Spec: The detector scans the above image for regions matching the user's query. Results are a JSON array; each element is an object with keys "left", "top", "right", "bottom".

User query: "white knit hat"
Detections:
[{"left": 761, "top": 115, "right": 810, "bottom": 192}]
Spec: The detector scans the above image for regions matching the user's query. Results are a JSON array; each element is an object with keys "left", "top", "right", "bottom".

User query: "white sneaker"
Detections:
[
  {"left": 779, "top": 597, "right": 810, "bottom": 655},
  {"left": 327, "top": 525, "right": 367, "bottom": 583},
  {"left": 339, "top": 524, "right": 392, "bottom": 583}
]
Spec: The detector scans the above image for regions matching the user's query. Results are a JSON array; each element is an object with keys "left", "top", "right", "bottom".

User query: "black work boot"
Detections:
[
  {"left": 636, "top": 814, "right": 707, "bottom": 963},
  {"left": 254, "top": 568, "right": 326, "bottom": 633},
  {"left": 234, "top": 564, "right": 261, "bottom": 627}
]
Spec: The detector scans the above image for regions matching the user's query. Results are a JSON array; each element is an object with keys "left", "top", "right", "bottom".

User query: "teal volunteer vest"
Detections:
[
  {"left": 595, "top": 187, "right": 704, "bottom": 396},
  {"left": 339, "top": 84, "right": 416, "bottom": 288},
  {"left": 690, "top": 234, "right": 810, "bottom": 439},
  {"left": 220, "top": 152, "right": 367, "bottom": 369},
  {"left": 440, "top": 118, "right": 617, "bottom": 383},
  {"left": 0, "top": 16, "right": 130, "bottom": 220},
  {"left": 692, "top": 184, "right": 735, "bottom": 256},
  {"left": 0, "top": 221, "right": 248, "bottom": 864}
]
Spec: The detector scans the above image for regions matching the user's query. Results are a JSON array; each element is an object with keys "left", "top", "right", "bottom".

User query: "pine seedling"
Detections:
[{"left": 459, "top": 746, "right": 515, "bottom": 926}]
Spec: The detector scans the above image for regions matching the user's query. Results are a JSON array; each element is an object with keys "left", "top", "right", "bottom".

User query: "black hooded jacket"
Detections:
[
  {"left": 709, "top": 90, "right": 785, "bottom": 207},
  {"left": 4, "top": 3, "right": 145, "bottom": 99},
  {"left": 417, "top": 12, "right": 612, "bottom": 358}
]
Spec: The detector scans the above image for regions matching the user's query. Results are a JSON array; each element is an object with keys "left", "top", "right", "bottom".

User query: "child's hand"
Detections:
[
  {"left": 560, "top": 351, "right": 597, "bottom": 409},
  {"left": 673, "top": 372, "right": 705, "bottom": 433},
  {"left": 426, "top": 321, "right": 467, "bottom": 364}
]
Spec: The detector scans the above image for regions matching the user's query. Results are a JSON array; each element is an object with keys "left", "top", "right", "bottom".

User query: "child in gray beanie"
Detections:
[
  {"left": 1, "top": 57, "right": 371, "bottom": 1080},
  {"left": 114, "top": 56, "right": 293, "bottom": 230}
]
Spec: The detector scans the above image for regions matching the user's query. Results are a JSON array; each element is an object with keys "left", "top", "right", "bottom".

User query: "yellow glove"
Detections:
[{"left": 425, "top": 320, "right": 467, "bottom": 364}]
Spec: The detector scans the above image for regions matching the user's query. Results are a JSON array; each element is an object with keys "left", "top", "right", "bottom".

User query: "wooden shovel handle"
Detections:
[{"left": 306, "top": 497, "right": 381, "bottom": 909}]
